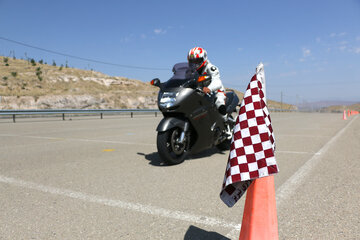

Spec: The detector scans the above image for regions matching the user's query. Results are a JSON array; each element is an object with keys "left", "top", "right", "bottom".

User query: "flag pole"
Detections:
[{"left": 256, "top": 62, "right": 266, "bottom": 103}]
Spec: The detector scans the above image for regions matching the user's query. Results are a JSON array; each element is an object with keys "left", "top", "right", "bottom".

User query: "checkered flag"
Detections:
[{"left": 220, "top": 65, "right": 279, "bottom": 207}]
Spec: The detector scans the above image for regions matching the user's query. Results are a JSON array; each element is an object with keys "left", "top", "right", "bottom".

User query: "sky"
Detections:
[{"left": 0, "top": 0, "right": 359, "bottom": 104}]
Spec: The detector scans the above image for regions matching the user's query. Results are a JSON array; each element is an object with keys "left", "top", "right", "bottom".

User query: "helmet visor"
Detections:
[
  {"left": 188, "top": 57, "right": 204, "bottom": 70},
  {"left": 188, "top": 57, "right": 203, "bottom": 64}
]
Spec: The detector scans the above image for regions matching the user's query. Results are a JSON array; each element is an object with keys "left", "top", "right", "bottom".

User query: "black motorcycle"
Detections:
[{"left": 150, "top": 62, "right": 239, "bottom": 165}]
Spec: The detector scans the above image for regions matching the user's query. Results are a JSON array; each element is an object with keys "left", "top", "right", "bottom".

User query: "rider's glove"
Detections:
[{"left": 202, "top": 87, "right": 211, "bottom": 94}]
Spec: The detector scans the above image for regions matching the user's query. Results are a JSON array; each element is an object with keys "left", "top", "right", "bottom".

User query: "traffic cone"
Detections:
[
  {"left": 343, "top": 110, "right": 347, "bottom": 120},
  {"left": 239, "top": 176, "right": 278, "bottom": 240},
  {"left": 348, "top": 110, "right": 351, "bottom": 117}
]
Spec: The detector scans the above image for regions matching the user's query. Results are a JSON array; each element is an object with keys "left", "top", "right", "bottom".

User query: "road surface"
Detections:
[{"left": 0, "top": 112, "right": 358, "bottom": 239}]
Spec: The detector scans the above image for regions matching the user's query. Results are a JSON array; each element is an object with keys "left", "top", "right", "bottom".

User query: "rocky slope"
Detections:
[
  {"left": 0, "top": 56, "right": 158, "bottom": 109},
  {"left": 0, "top": 56, "right": 296, "bottom": 110}
]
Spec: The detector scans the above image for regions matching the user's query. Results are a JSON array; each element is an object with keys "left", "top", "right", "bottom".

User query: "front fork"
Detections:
[{"left": 178, "top": 121, "right": 189, "bottom": 144}]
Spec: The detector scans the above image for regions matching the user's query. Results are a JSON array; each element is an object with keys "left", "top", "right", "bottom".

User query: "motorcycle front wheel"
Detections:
[{"left": 157, "top": 128, "right": 189, "bottom": 165}]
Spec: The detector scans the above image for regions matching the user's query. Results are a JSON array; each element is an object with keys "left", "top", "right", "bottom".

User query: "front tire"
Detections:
[{"left": 157, "top": 128, "right": 189, "bottom": 165}]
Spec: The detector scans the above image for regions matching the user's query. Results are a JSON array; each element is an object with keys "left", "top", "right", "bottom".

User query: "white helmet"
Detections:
[{"left": 187, "top": 47, "right": 208, "bottom": 71}]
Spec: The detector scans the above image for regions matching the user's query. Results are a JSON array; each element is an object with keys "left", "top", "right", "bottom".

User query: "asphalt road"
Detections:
[{"left": 0, "top": 112, "right": 358, "bottom": 240}]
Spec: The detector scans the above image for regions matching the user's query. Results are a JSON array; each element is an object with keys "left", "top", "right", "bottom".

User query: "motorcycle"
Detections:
[{"left": 150, "top": 62, "right": 240, "bottom": 165}]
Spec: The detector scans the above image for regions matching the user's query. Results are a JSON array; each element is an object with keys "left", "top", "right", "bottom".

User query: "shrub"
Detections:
[
  {"left": 30, "top": 58, "right": 36, "bottom": 66},
  {"left": 52, "top": 60, "right": 56, "bottom": 66},
  {"left": 2, "top": 76, "right": 8, "bottom": 81},
  {"left": 36, "top": 67, "right": 42, "bottom": 81},
  {"left": 11, "top": 72, "right": 17, "bottom": 77},
  {"left": 3, "top": 57, "right": 9, "bottom": 66}
]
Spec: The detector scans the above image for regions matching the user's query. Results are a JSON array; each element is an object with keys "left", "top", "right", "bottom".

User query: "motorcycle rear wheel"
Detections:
[
  {"left": 216, "top": 139, "right": 231, "bottom": 151},
  {"left": 216, "top": 115, "right": 235, "bottom": 151},
  {"left": 157, "top": 128, "right": 188, "bottom": 165}
]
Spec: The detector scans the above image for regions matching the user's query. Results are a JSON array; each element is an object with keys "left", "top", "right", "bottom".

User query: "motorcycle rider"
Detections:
[
  {"left": 187, "top": 47, "right": 232, "bottom": 139},
  {"left": 187, "top": 47, "right": 227, "bottom": 120}
]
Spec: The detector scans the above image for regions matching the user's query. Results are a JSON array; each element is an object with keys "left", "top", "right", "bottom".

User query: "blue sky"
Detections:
[{"left": 0, "top": 0, "right": 359, "bottom": 104}]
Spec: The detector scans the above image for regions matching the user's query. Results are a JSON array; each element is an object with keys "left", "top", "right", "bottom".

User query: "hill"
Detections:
[
  {"left": 0, "top": 56, "right": 295, "bottom": 110},
  {"left": 321, "top": 103, "right": 360, "bottom": 113},
  {"left": 0, "top": 56, "right": 157, "bottom": 109}
]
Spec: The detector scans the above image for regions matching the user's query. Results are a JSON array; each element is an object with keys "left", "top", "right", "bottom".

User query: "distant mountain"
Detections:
[{"left": 321, "top": 103, "right": 360, "bottom": 113}]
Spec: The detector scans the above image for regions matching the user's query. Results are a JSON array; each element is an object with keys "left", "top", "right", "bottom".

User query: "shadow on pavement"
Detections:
[
  {"left": 184, "top": 225, "right": 230, "bottom": 240},
  {"left": 138, "top": 148, "right": 228, "bottom": 167},
  {"left": 137, "top": 152, "right": 167, "bottom": 166},
  {"left": 188, "top": 148, "right": 227, "bottom": 160}
]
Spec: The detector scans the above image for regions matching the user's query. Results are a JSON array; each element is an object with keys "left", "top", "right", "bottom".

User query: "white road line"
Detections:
[
  {"left": 276, "top": 150, "right": 319, "bottom": 155},
  {"left": 276, "top": 116, "right": 358, "bottom": 206},
  {"left": 0, "top": 175, "right": 240, "bottom": 230},
  {"left": 0, "top": 134, "right": 156, "bottom": 146},
  {"left": 276, "top": 134, "right": 331, "bottom": 138}
]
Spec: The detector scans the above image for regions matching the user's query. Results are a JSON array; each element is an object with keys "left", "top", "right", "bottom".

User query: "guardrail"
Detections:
[
  {"left": 0, "top": 108, "right": 296, "bottom": 123},
  {"left": 0, "top": 109, "right": 160, "bottom": 123}
]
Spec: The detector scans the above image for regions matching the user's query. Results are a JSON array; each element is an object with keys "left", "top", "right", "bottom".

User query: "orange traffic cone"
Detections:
[
  {"left": 343, "top": 110, "right": 347, "bottom": 120},
  {"left": 348, "top": 110, "right": 351, "bottom": 117},
  {"left": 239, "top": 176, "right": 278, "bottom": 240}
]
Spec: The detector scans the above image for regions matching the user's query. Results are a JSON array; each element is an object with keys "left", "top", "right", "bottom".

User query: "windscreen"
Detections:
[{"left": 162, "top": 62, "right": 193, "bottom": 89}]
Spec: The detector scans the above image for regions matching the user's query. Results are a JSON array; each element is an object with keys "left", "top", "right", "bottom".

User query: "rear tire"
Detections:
[
  {"left": 157, "top": 128, "right": 189, "bottom": 165},
  {"left": 216, "top": 114, "right": 235, "bottom": 151},
  {"left": 216, "top": 139, "right": 231, "bottom": 151}
]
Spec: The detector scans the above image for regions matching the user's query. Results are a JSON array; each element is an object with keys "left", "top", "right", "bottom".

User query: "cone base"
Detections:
[{"left": 239, "top": 176, "right": 278, "bottom": 240}]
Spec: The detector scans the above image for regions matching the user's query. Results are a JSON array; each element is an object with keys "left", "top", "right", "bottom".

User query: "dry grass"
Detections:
[
  {"left": 0, "top": 56, "right": 157, "bottom": 97},
  {"left": 0, "top": 56, "right": 295, "bottom": 110}
]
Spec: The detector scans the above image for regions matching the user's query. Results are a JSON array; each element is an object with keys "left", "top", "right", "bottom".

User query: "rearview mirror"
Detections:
[{"left": 150, "top": 78, "right": 161, "bottom": 87}]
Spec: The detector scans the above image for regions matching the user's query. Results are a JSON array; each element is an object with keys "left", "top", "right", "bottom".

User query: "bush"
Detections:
[
  {"left": 30, "top": 58, "right": 36, "bottom": 66},
  {"left": 3, "top": 57, "right": 9, "bottom": 66},
  {"left": 52, "top": 60, "right": 56, "bottom": 66},
  {"left": 21, "top": 82, "right": 27, "bottom": 89},
  {"left": 2, "top": 76, "right": 8, "bottom": 81},
  {"left": 36, "top": 67, "right": 42, "bottom": 81},
  {"left": 11, "top": 72, "right": 17, "bottom": 77}
]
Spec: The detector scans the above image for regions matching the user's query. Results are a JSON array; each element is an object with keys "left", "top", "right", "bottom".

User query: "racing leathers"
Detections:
[{"left": 201, "top": 61, "right": 227, "bottom": 116}]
